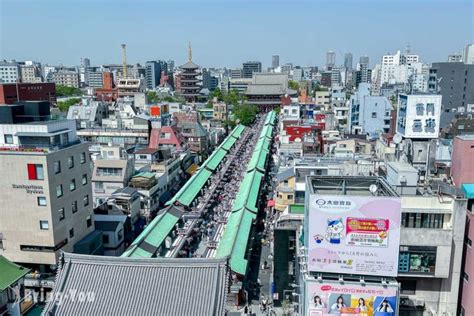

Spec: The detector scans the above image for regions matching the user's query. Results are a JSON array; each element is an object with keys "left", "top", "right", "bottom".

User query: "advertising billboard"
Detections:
[
  {"left": 306, "top": 281, "right": 399, "bottom": 316},
  {"left": 307, "top": 195, "right": 401, "bottom": 276}
]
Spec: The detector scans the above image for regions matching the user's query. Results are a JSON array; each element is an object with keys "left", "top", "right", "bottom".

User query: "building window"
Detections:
[
  {"left": 54, "top": 161, "right": 61, "bottom": 174},
  {"left": 72, "top": 201, "right": 78, "bottom": 213},
  {"left": 399, "top": 246, "right": 436, "bottom": 274},
  {"left": 287, "top": 194, "right": 294, "bottom": 200},
  {"left": 4, "top": 134, "right": 13, "bottom": 144},
  {"left": 70, "top": 179, "right": 76, "bottom": 191},
  {"left": 58, "top": 208, "right": 65, "bottom": 221},
  {"left": 95, "top": 182, "right": 104, "bottom": 192},
  {"left": 82, "top": 174, "right": 88, "bottom": 185},
  {"left": 84, "top": 195, "right": 89, "bottom": 206},
  {"left": 68, "top": 156, "right": 74, "bottom": 169},
  {"left": 371, "top": 112, "right": 377, "bottom": 118},
  {"left": 102, "top": 234, "right": 109, "bottom": 244},
  {"left": 39, "top": 220, "right": 49, "bottom": 230},
  {"left": 86, "top": 215, "right": 92, "bottom": 227},
  {"left": 400, "top": 280, "right": 416, "bottom": 295},
  {"left": 27, "top": 164, "right": 44, "bottom": 180},
  {"left": 37, "top": 196, "right": 47, "bottom": 206},
  {"left": 56, "top": 184, "right": 63, "bottom": 198},
  {"left": 69, "top": 228, "right": 74, "bottom": 238},
  {"left": 80, "top": 152, "right": 86, "bottom": 164}
]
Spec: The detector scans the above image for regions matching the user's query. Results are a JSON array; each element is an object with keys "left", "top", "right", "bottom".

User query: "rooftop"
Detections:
[
  {"left": 0, "top": 255, "right": 30, "bottom": 291},
  {"left": 42, "top": 253, "right": 228, "bottom": 316},
  {"left": 307, "top": 175, "right": 398, "bottom": 197}
]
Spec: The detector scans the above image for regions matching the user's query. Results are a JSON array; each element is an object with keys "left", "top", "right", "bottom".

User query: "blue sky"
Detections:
[{"left": 1, "top": 0, "right": 473, "bottom": 68}]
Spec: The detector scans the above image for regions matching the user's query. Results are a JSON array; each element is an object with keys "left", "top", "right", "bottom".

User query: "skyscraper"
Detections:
[
  {"left": 145, "top": 61, "right": 167, "bottom": 89},
  {"left": 359, "top": 56, "right": 369, "bottom": 67},
  {"left": 326, "top": 51, "right": 336, "bottom": 70},
  {"left": 344, "top": 53, "right": 353, "bottom": 70},
  {"left": 242, "top": 61, "right": 262, "bottom": 78},
  {"left": 272, "top": 55, "right": 279, "bottom": 69}
]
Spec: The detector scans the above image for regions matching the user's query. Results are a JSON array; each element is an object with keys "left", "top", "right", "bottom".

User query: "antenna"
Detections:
[
  {"left": 121, "top": 44, "right": 128, "bottom": 78},
  {"left": 188, "top": 41, "right": 192, "bottom": 62}
]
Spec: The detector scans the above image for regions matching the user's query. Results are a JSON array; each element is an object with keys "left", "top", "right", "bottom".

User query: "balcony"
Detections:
[{"left": 0, "top": 140, "right": 81, "bottom": 155}]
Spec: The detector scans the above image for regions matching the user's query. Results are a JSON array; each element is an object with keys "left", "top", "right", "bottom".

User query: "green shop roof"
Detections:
[
  {"left": 246, "top": 147, "right": 269, "bottom": 172},
  {"left": 229, "top": 210, "right": 257, "bottom": 275},
  {"left": 215, "top": 210, "right": 244, "bottom": 258},
  {"left": 231, "top": 124, "right": 245, "bottom": 139},
  {"left": 232, "top": 170, "right": 264, "bottom": 213},
  {"left": 176, "top": 168, "right": 212, "bottom": 206},
  {"left": 0, "top": 255, "right": 30, "bottom": 291}
]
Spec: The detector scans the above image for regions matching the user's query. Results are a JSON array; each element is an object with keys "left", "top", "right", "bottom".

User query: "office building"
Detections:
[
  {"left": 428, "top": 62, "right": 474, "bottom": 127},
  {"left": 0, "top": 103, "right": 95, "bottom": 267},
  {"left": 86, "top": 70, "right": 104, "bottom": 88},
  {"left": 20, "top": 64, "right": 42, "bottom": 83},
  {"left": 272, "top": 55, "right": 280, "bottom": 69},
  {"left": 359, "top": 55, "right": 369, "bottom": 66},
  {"left": 0, "top": 82, "right": 56, "bottom": 104},
  {"left": 230, "top": 69, "right": 242, "bottom": 79},
  {"left": 326, "top": 51, "right": 336, "bottom": 70},
  {"left": 344, "top": 52, "right": 353, "bottom": 70},
  {"left": 242, "top": 61, "right": 262, "bottom": 78},
  {"left": 53, "top": 70, "right": 80, "bottom": 88},
  {"left": 448, "top": 54, "right": 463, "bottom": 62},
  {"left": 145, "top": 60, "right": 167, "bottom": 90},
  {"left": 0, "top": 61, "right": 20, "bottom": 83}
]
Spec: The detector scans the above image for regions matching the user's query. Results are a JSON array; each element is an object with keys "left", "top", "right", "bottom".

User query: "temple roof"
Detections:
[{"left": 179, "top": 61, "right": 200, "bottom": 70}]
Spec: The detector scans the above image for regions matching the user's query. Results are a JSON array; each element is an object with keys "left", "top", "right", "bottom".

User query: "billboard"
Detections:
[
  {"left": 307, "top": 195, "right": 401, "bottom": 276},
  {"left": 306, "top": 281, "right": 399, "bottom": 316}
]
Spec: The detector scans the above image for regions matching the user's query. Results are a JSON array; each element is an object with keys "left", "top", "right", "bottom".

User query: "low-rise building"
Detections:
[{"left": 53, "top": 70, "right": 80, "bottom": 88}]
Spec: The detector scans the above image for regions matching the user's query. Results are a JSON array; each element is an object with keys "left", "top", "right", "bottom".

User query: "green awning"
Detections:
[
  {"left": 231, "top": 124, "right": 245, "bottom": 139},
  {"left": 462, "top": 183, "right": 474, "bottom": 199},
  {"left": 215, "top": 210, "right": 244, "bottom": 258},
  {"left": 220, "top": 135, "right": 238, "bottom": 151},
  {"left": 205, "top": 148, "right": 227, "bottom": 171},
  {"left": 123, "top": 210, "right": 181, "bottom": 258},
  {"left": 0, "top": 255, "right": 30, "bottom": 291},
  {"left": 246, "top": 147, "right": 269, "bottom": 172},
  {"left": 177, "top": 169, "right": 212, "bottom": 206},
  {"left": 229, "top": 210, "right": 257, "bottom": 275},
  {"left": 289, "top": 204, "right": 305, "bottom": 214},
  {"left": 232, "top": 170, "right": 264, "bottom": 213}
]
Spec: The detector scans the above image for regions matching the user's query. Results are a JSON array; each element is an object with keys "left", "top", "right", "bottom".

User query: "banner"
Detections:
[
  {"left": 306, "top": 282, "right": 398, "bottom": 316},
  {"left": 307, "top": 195, "right": 401, "bottom": 276}
]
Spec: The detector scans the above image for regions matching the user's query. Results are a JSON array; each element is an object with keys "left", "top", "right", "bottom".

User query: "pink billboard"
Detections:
[
  {"left": 307, "top": 195, "right": 402, "bottom": 277},
  {"left": 306, "top": 282, "right": 398, "bottom": 316}
]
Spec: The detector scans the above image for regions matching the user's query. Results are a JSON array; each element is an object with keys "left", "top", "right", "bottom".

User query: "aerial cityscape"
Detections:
[{"left": 0, "top": 0, "right": 473, "bottom": 315}]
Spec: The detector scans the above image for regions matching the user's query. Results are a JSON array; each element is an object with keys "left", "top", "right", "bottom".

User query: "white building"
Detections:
[
  {"left": 53, "top": 70, "right": 80, "bottom": 88},
  {"left": 396, "top": 94, "right": 442, "bottom": 139},
  {"left": 463, "top": 44, "right": 474, "bottom": 64},
  {"left": 0, "top": 61, "right": 20, "bottom": 83}
]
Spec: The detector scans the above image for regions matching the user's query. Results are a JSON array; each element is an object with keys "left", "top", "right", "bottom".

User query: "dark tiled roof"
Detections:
[{"left": 42, "top": 253, "right": 229, "bottom": 316}]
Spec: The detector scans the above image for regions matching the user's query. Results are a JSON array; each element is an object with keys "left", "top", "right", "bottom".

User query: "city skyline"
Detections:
[{"left": 1, "top": 0, "right": 473, "bottom": 68}]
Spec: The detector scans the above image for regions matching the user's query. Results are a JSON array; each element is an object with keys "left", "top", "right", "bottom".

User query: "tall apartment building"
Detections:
[
  {"left": 53, "top": 70, "right": 80, "bottom": 88},
  {"left": 272, "top": 55, "right": 280, "bottom": 69},
  {"left": 463, "top": 44, "right": 474, "bottom": 64},
  {"left": 326, "top": 51, "right": 336, "bottom": 69},
  {"left": 242, "top": 61, "right": 262, "bottom": 78},
  {"left": 0, "top": 61, "right": 20, "bottom": 83},
  {"left": 0, "top": 103, "right": 95, "bottom": 269},
  {"left": 349, "top": 83, "right": 392, "bottom": 135},
  {"left": 428, "top": 62, "right": 474, "bottom": 128},
  {"left": 86, "top": 70, "right": 104, "bottom": 88},
  {"left": 344, "top": 52, "right": 353, "bottom": 70}
]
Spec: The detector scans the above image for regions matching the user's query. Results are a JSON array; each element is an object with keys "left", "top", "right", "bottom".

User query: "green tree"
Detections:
[
  {"left": 56, "top": 85, "right": 82, "bottom": 97},
  {"left": 57, "top": 98, "right": 81, "bottom": 112},
  {"left": 209, "top": 88, "right": 224, "bottom": 101},
  {"left": 288, "top": 80, "right": 299, "bottom": 91},
  {"left": 147, "top": 91, "right": 160, "bottom": 104},
  {"left": 233, "top": 103, "right": 258, "bottom": 125},
  {"left": 223, "top": 89, "right": 242, "bottom": 106}
]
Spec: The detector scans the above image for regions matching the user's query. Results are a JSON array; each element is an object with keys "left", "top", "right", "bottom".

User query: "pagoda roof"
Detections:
[{"left": 180, "top": 61, "right": 200, "bottom": 69}]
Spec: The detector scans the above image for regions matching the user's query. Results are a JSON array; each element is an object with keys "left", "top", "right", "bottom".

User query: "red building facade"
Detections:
[{"left": 0, "top": 83, "right": 56, "bottom": 104}]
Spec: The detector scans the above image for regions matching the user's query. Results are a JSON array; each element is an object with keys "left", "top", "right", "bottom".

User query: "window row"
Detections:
[
  {"left": 39, "top": 215, "right": 93, "bottom": 231},
  {"left": 401, "top": 213, "right": 445, "bottom": 229}
]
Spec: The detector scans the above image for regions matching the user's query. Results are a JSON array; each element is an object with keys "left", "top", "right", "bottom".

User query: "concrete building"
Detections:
[
  {"left": 145, "top": 60, "right": 167, "bottom": 90},
  {"left": 86, "top": 70, "right": 104, "bottom": 88},
  {"left": 428, "top": 62, "right": 474, "bottom": 128},
  {"left": 326, "top": 51, "right": 336, "bottom": 69},
  {"left": 396, "top": 94, "right": 442, "bottom": 139},
  {"left": 344, "top": 52, "right": 353, "bottom": 70},
  {"left": 463, "top": 44, "right": 474, "bottom": 64},
  {"left": 349, "top": 83, "right": 392, "bottom": 136},
  {"left": 448, "top": 54, "right": 462, "bottom": 62},
  {"left": 0, "top": 61, "right": 20, "bottom": 83},
  {"left": 272, "top": 55, "right": 280, "bottom": 69},
  {"left": 451, "top": 135, "right": 474, "bottom": 188},
  {"left": 230, "top": 68, "right": 242, "bottom": 79},
  {"left": 0, "top": 105, "right": 95, "bottom": 267},
  {"left": 229, "top": 78, "right": 251, "bottom": 94},
  {"left": 460, "top": 184, "right": 474, "bottom": 316},
  {"left": 20, "top": 64, "right": 42, "bottom": 83},
  {"left": 91, "top": 146, "right": 135, "bottom": 207},
  {"left": 314, "top": 90, "right": 331, "bottom": 110},
  {"left": 53, "top": 70, "right": 80, "bottom": 88},
  {"left": 242, "top": 61, "right": 262, "bottom": 78}
]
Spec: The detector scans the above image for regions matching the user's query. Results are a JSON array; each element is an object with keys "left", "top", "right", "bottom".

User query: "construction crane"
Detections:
[{"left": 121, "top": 44, "right": 128, "bottom": 78}]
